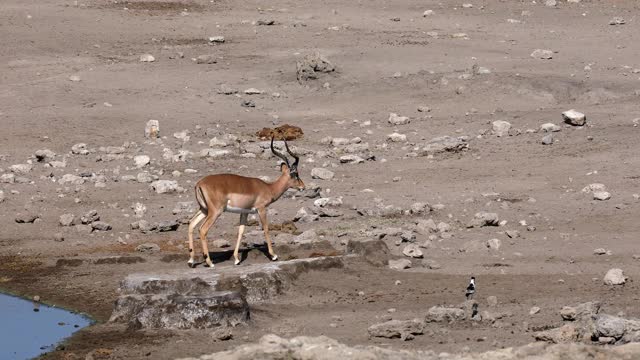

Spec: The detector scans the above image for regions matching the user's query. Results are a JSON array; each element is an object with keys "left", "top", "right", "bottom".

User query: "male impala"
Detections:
[{"left": 187, "top": 137, "right": 305, "bottom": 268}]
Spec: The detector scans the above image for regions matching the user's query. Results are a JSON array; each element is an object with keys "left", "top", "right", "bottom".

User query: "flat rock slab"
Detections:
[{"left": 110, "top": 256, "right": 344, "bottom": 329}]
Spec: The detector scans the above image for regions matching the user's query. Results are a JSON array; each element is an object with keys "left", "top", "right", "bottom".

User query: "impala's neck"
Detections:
[{"left": 268, "top": 172, "right": 291, "bottom": 202}]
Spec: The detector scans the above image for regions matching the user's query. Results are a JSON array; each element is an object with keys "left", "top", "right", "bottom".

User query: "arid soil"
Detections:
[{"left": 1, "top": 0, "right": 640, "bottom": 359}]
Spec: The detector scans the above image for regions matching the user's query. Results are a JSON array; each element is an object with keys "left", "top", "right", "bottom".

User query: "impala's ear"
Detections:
[{"left": 279, "top": 162, "right": 289, "bottom": 173}]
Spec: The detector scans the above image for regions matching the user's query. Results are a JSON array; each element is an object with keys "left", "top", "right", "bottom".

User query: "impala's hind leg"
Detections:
[
  {"left": 233, "top": 213, "right": 248, "bottom": 265},
  {"left": 187, "top": 210, "right": 206, "bottom": 268},
  {"left": 199, "top": 209, "right": 221, "bottom": 268}
]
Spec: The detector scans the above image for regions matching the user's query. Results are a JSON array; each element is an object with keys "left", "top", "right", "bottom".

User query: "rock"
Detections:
[
  {"left": 560, "top": 302, "right": 601, "bottom": 321},
  {"left": 534, "top": 324, "right": 580, "bottom": 343},
  {"left": 15, "top": 213, "right": 39, "bottom": 223},
  {"left": 157, "top": 220, "right": 179, "bottom": 232},
  {"left": 593, "top": 191, "right": 611, "bottom": 201},
  {"left": 346, "top": 239, "right": 390, "bottom": 267},
  {"left": 530, "top": 307, "right": 541, "bottom": 315},
  {"left": 211, "top": 327, "right": 233, "bottom": 341},
  {"left": 595, "top": 314, "right": 626, "bottom": 339},
  {"left": 531, "top": 49, "right": 553, "bottom": 59},
  {"left": 492, "top": 121, "right": 511, "bottom": 137},
  {"left": 145, "top": 120, "right": 160, "bottom": 139},
  {"left": 387, "top": 132, "right": 407, "bottom": 142},
  {"left": 296, "top": 52, "right": 335, "bottom": 82},
  {"left": 311, "top": 168, "right": 334, "bottom": 180},
  {"left": 421, "top": 136, "right": 468, "bottom": 155},
  {"left": 0, "top": 173, "right": 15, "bottom": 183},
  {"left": 422, "top": 259, "right": 441, "bottom": 269},
  {"left": 410, "top": 203, "right": 431, "bottom": 215},
  {"left": 134, "top": 203, "right": 147, "bottom": 217},
  {"left": 92, "top": 221, "right": 112, "bottom": 231},
  {"left": 0, "top": 190, "right": 4, "bottom": 203},
  {"left": 34, "top": 149, "right": 56, "bottom": 162},
  {"left": 542, "top": 134, "right": 554, "bottom": 145},
  {"left": 603, "top": 268, "right": 626, "bottom": 285},
  {"left": 69, "top": 75, "right": 81, "bottom": 82},
  {"left": 402, "top": 244, "right": 423, "bottom": 258},
  {"left": 136, "top": 243, "right": 161, "bottom": 253},
  {"left": 150, "top": 180, "right": 180, "bottom": 194},
  {"left": 609, "top": 17, "right": 625, "bottom": 25},
  {"left": 367, "top": 319, "right": 424, "bottom": 340},
  {"left": 244, "top": 88, "right": 262, "bottom": 95},
  {"left": 487, "top": 296, "right": 498, "bottom": 307},
  {"left": 59, "top": 213, "right": 75, "bottom": 226},
  {"left": 201, "top": 149, "right": 232, "bottom": 159},
  {"left": 467, "top": 211, "right": 499, "bottom": 228},
  {"left": 195, "top": 54, "right": 217, "bottom": 64},
  {"left": 134, "top": 155, "right": 150, "bottom": 168},
  {"left": 505, "top": 230, "right": 520, "bottom": 238},
  {"left": 292, "top": 229, "right": 318, "bottom": 245},
  {"left": 209, "top": 137, "right": 228, "bottom": 148},
  {"left": 58, "top": 174, "right": 85, "bottom": 185},
  {"left": 10, "top": 164, "right": 33, "bottom": 175},
  {"left": 339, "top": 155, "right": 365, "bottom": 164},
  {"left": 388, "top": 113, "right": 410, "bottom": 125},
  {"left": 139, "top": 54, "right": 155, "bottom": 62},
  {"left": 388, "top": 259, "right": 412, "bottom": 270},
  {"left": 71, "top": 143, "right": 90, "bottom": 155},
  {"left": 313, "top": 197, "right": 342, "bottom": 208},
  {"left": 582, "top": 183, "right": 607, "bottom": 193},
  {"left": 81, "top": 210, "right": 100, "bottom": 224},
  {"left": 137, "top": 172, "right": 154, "bottom": 183},
  {"left": 593, "top": 248, "right": 609, "bottom": 255},
  {"left": 425, "top": 306, "right": 466, "bottom": 323},
  {"left": 53, "top": 233, "right": 65, "bottom": 242},
  {"left": 544, "top": 0, "right": 557, "bottom": 7},
  {"left": 541, "top": 123, "right": 561, "bottom": 132},
  {"left": 562, "top": 109, "right": 586, "bottom": 126},
  {"left": 486, "top": 238, "right": 501, "bottom": 251},
  {"left": 208, "top": 36, "right": 225, "bottom": 43}
]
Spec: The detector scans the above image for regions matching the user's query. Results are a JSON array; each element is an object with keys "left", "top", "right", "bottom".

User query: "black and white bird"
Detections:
[{"left": 465, "top": 277, "right": 476, "bottom": 299}]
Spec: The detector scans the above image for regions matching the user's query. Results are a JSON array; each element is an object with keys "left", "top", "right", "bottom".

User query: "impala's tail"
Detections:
[{"left": 194, "top": 185, "right": 208, "bottom": 214}]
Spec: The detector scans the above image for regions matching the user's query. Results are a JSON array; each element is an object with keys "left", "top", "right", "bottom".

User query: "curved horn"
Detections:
[
  {"left": 271, "top": 136, "right": 290, "bottom": 168},
  {"left": 284, "top": 140, "right": 300, "bottom": 167}
]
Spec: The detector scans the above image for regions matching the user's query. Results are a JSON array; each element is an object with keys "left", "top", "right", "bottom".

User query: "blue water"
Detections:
[{"left": 0, "top": 293, "right": 93, "bottom": 360}]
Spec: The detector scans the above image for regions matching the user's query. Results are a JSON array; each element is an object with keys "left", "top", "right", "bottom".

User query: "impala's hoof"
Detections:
[
  {"left": 271, "top": 254, "right": 278, "bottom": 261},
  {"left": 187, "top": 260, "right": 196, "bottom": 268},
  {"left": 234, "top": 258, "right": 241, "bottom": 265}
]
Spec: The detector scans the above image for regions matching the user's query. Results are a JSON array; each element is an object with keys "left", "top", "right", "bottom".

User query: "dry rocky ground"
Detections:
[{"left": 1, "top": 0, "right": 640, "bottom": 359}]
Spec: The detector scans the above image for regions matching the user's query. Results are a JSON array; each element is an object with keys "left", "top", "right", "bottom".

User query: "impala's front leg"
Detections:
[
  {"left": 233, "top": 213, "right": 248, "bottom": 265},
  {"left": 258, "top": 208, "right": 278, "bottom": 261},
  {"left": 187, "top": 210, "right": 206, "bottom": 268}
]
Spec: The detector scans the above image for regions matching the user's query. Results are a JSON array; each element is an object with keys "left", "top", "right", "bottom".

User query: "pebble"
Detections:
[
  {"left": 195, "top": 54, "right": 217, "bottom": 64},
  {"left": 134, "top": 155, "right": 150, "bottom": 168},
  {"left": 59, "top": 213, "right": 75, "bottom": 226},
  {"left": 208, "top": 36, "right": 225, "bottom": 43},
  {"left": 593, "top": 191, "right": 611, "bottom": 201},
  {"left": 541, "top": 134, "right": 553, "bottom": 145},
  {"left": 529, "top": 307, "right": 541, "bottom": 315},
  {"left": 492, "top": 120, "right": 511, "bottom": 137},
  {"left": 387, "top": 132, "right": 407, "bottom": 142},
  {"left": 531, "top": 49, "right": 553, "bottom": 59},
  {"left": 603, "top": 268, "right": 626, "bottom": 285},
  {"left": 145, "top": 120, "right": 160, "bottom": 139},
  {"left": 69, "top": 75, "right": 81, "bottom": 82},
  {"left": 562, "top": 109, "right": 586, "bottom": 126},
  {"left": 139, "top": 54, "right": 155, "bottom": 62},
  {"left": 609, "top": 17, "right": 625, "bottom": 25},
  {"left": 311, "top": 167, "right": 334, "bottom": 180},
  {"left": 423, "top": 10, "right": 434, "bottom": 16},
  {"left": 540, "top": 123, "right": 561, "bottom": 132},
  {"left": 388, "top": 113, "right": 410, "bottom": 125}
]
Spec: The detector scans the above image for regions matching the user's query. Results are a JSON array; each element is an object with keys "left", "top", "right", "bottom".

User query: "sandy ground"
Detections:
[{"left": 1, "top": 0, "right": 640, "bottom": 359}]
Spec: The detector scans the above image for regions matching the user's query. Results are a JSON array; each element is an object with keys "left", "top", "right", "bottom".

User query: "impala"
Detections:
[{"left": 187, "top": 137, "right": 305, "bottom": 268}]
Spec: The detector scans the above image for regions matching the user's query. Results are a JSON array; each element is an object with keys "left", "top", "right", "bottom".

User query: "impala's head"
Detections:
[{"left": 271, "top": 137, "right": 305, "bottom": 190}]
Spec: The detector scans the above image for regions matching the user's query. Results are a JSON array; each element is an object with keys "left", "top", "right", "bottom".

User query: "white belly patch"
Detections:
[{"left": 224, "top": 200, "right": 257, "bottom": 214}]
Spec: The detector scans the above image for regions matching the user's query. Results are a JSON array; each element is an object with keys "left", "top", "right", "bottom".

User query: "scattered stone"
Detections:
[
  {"left": 201, "top": 149, "right": 232, "bottom": 159},
  {"left": 609, "top": 17, "right": 625, "bottom": 25},
  {"left": 244, "top": 88, "right": 262, "bottom": 95},
  {"left": 0, "top": 190, "right": 4, "bottom": 203},
  {"left": 560, "top": 302, "right": 601, "bottom": 321},
  {"left": 544, "top": 0, "right": 557, "bottom": 7},
  {"left": 387, "top": 133, "right": 407, "bottom": 142},
  {"left": 81, "top": 210, "right": 100, "bottom": 224},
  {"left": 421, "top": 136, "right": 468, "bottom": 155},
  {"left": 593, "top": 191, "right": 611, "bottom": 201},
  {"left": 15, "top": 213, "right": 39, "bottom": 223},
  {"left": 34, "top": 149, "right": 56, "bottom": 162},
  {"left": 505, "top": 230, "right": 520, "bottom": 238},
  {"left": 486, "top": 238, "right": 501, "bottom": 251},
  {"left": 59, "top": 214, "right": 75, "bottom": 226},
  {"left": 541, "top": 123, "right": 561, "bottom": 132},
  {"left": 157, "top": 220, "right": 179, "bottom": 232},
  {"left": 530, "top": 307, "right": 541, "bottom": 315},
  {"left": 603, "top": 268, "right": 626, "bottom": 285},
  {"left": 339, "top": 155, "right": 365, "bottom": 164},
  {"left": 195, "top": 55, "right": 217, "bottom": 64},
  {"left": 150, "top": 180, "right": 180, "bottom": 194},
  {"left": 422, "top": 259, "right": 441, "bottom": 269},
  {"left": 402, "top": 244, "right": 423, "bottom": 258},
  {"left": 311, "top": 168, "right": 334, "bottom": 180},
  {"left": 542, "top": 134, "right": 554, "bottom": 145},
  {"left": 388, "top": 113, "right": 410, "bottom": 125},
  {"left": 531, "top": 49, "right": 553, "bottom": 59},
  {"left": 467, "top": 211, "right": 499, "bottom": 228},
  {"left": 0, "top": 174, "right": 15, "bottom": 183},
  {"left": 595, "top": 314, "right": 626, "bottom": 339},
  {"left": 208, "top": 36, "right": 225, "bottom": 43},
  {"left": 139, "top": 54, "right": 155, "bottom": 62},
  {"left": 256, "top": 19, "right": 275, "bottom": 25},
  {"left": 69, "top": 75, "right": 81, "bottom": 82},
  {"left": 59, "top": 174, "right": 84, "bottom": 185},
  {"left": 492, "top": 121, "right": 511, "bottom": 137},
  {"left": 10, "top": 164, "right": 33, "bottom": 175},
  {"left": 92, "top": 221, "right": 112, "bottom": 231},
  {"left": 296, "top": 52, "right": 335, "bottom": 82},
  {"left": 425, "top": 306, "right": 466, "bottom": 323},
  {"left": 388, "top": 259, "right": 412, "bottom": 270},
  {"left": 423, "top": 10, "right": 434, "bottom": 16},
  {"left": 562, "top": 109, "right": 586, "bottom": 126},
  {"left": 534, "top": 324, "right": 580, "bottom": 343},
  {"left": 53, "top": 233, "right": 65, "bottom": 242},
  {"left": 367, "top": 319, "right": 424, "bottom": 340},
  {"left": 145, "top": 120, "right": 160, "bottom": 139},
  {"left": 211, "top": 327, "right": 233, "bottom": 341},
  {"left": 134, "top": 155, "right": 150, "bottom": 168},
  {"left": 136, "top": 243, "right": 161, "bottom": 253}
]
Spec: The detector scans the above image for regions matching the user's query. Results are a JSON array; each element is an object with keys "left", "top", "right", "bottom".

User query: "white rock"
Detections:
[
  {"left": 201, "top": 149, "right": 232, "bottom": 158},
  {"left": 58, "top": 174, "right": 85, "bottom": 185},
  {"left": 150, "top": 180, "right": 179, "bottom": 194},
  {"left": 541, "top": 123, "right": 561, "bottom": 132},
  {"left": 530, "top": 307, "right": 541, "bottom": 315},
  {"left": 209, "top": 137, "right": 228, "bottom": 147},
  {"left": 544, "top": 0, "right": 557, "bottom": 7},
  {"left": 244, "top": 88, "right": 263, "bottom": 95},
  {"left": 10, "top": 164, "right": 33, "bottom": 175},
  {"left": 403, "top": 244, "right": 423, "bottom": 258},
  {"left": 562, "top": 109, "right": 586, "bottom": 126},
  {"left": 486, "top": 238, "right": 501, "bottom": 250},
  {"left": 134, "top": 155, "right": 150, "bottom": 168},
  {"left": 582, "top": 183, "right": 607, "bottom": 193},
  {"left": 387, "top": 133, "right": 407, "bottom": 142},
  {"left": 331, "top": 138, "right": 350, "bottom": 146},
  {"left": 423, "top": 10, "right": 434, "bottom": 16},
  {"left": 388, "top": 113, "right": 410, "bottom": 125},
  {"left": 139, "top": 54, "right": 155, "bottom": 62},
  {"left": 71, "top": 143, "right": 89, "bottom": 155},
  {"left": 339, "top": 155, "right": 365, "bottom": 164},
  {"left": 0, "top": 190, "right": 5, "bottom": 203},
  {"left": 531, "top": 49, "right": 553, "bottom": 59},
  {"left": 69, "top": 75, "right": 81, "bottom": 82},
  {"left": 311, "top": 168, "right": 334, "bottom": 180},
  {"left": 492, "top": 120, "right": 511, "bottom": 137},
  {"left": 389, "top": 259, "right": 412, "bottom": 270},
  {"left": 133, "top": 202, "right": 147, "bottom": 217},
  {"left": 603, "top": 268, "right": 626, "bottom": 285},
  {"left": 208, "top": 36, "right": 225, "bottom": 43},
  {"left": 593, "top": 191, "right": 611, "bottom": 201}
]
